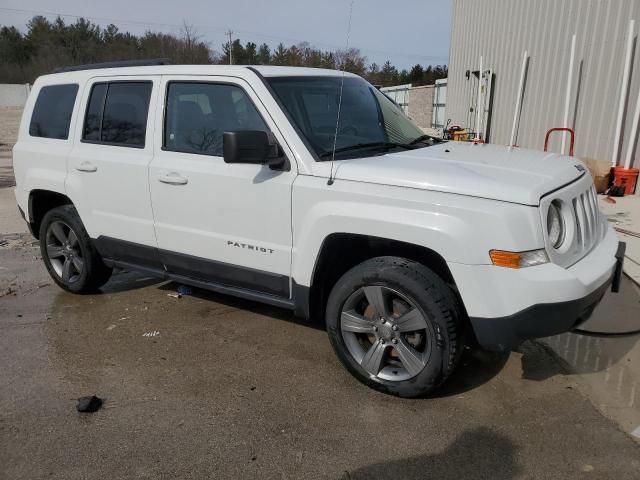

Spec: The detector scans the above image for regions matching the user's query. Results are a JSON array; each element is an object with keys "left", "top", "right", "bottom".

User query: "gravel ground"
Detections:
[{"left": 0, "top": 109, "right": 24, "bottom": 233}]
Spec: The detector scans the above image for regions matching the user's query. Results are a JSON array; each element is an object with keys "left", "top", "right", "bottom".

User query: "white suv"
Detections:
[{"left": 13, "top": 62, "right": 624, "bottom": 397}]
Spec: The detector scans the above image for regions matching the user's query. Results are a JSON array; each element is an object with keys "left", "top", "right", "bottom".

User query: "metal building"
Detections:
[
  {"left": 380, "top": 84, "right": 412, "bottom": 114},
  {"left": 381, "top": 83, "right": 440, "bottom": 131},
  {"left": 446, "top": 0, "right": 640, "bottom": 169}
]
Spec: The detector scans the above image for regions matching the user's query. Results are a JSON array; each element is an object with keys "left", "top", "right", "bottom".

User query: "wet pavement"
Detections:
[
  {"left": 542, "top": 275, "right": 640, "bottom": 438},
  {"left": 599, "top": 195, "right": 640, "bottom": 285},
  {"left": 1, "top": 233, "right": 640, "bottom": 479}
]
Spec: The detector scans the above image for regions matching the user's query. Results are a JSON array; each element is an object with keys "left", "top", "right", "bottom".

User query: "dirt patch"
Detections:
[
  {"left": 0, "top": 107, "right": 23, "bottom": 147},
  {"left": 0, "top": 166, "right": 16, "bottom": 188},
  {"left": 0, "top": 108, "right": 22, "bottom": 188}
]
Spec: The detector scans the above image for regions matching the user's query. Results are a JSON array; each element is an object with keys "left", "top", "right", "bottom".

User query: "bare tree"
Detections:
[{"left": 180, "top": 21, "right": 209, "bottom": 64}]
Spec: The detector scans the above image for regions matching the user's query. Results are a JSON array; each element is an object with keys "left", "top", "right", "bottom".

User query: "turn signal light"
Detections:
[{"left": 489, "top": 249, "right": 549, "bottom": 269}]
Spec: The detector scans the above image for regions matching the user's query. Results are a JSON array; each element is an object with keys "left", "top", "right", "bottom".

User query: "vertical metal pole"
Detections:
[
  {"left": 561, "top": 34, "right": 577, "bottom": 155},
  {"left": 623, "top": 88, "right": 640, "bottom": 170},
  {"left": 509, "top": 50, "right": 528, "bottom": 149},
  {"left": 475, "top": 55, "right": 483, "bottom": 141},
  {"left": 485, "top": 68, "right": 493, "bottom": 141},
  {"left": 612, "top": 19, "right": 635, "bottom": 167}
]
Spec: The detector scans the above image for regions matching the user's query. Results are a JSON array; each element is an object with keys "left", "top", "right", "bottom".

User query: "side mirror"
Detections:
[{"left": 223, "top": 130, "right": 283, "bottom": 166}]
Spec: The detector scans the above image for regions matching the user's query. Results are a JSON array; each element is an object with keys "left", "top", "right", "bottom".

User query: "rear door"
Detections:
[
  {"left": 148, "top": 75, "right": 296, "bottom": 298},
  {"left": 66, "top": 76, "right": 161, "bottom": 269}
]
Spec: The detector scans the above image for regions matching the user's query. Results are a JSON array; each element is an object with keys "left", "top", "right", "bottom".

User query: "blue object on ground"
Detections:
[{"left": 177, "top": 285, "right": 192, "bottom": 296}]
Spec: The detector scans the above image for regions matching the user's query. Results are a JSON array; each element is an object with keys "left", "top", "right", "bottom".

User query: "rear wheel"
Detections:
[
  {"left": 326, "top": 256, "right": 463, "bottom": 397},
  {"left": 39, "top": 205, "right": 112, "bottom": 293}
]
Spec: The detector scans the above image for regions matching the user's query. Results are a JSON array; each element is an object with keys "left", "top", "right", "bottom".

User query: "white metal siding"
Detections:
[
  {"left": 447, "top": 0, "right": 640, "bottom": 166},
  {"left": 380, "top": 84, "right": 411, "bottom": 114}
]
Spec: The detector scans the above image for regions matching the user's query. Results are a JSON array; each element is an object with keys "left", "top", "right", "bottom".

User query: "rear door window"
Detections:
[
  {"left": 29, "top": 84, "right": 79, "bottom": 139},
  {"left": 82, "top": 81, "right": 152, "bottom": 148}
]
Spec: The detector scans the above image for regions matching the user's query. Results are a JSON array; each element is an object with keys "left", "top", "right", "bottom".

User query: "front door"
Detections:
[{"left": 148, "top": 76, "right": 295, "bottom": 298}]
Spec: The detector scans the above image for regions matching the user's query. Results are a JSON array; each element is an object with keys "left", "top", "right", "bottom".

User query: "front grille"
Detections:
[
  {"left": 571, "top": 184, "right": 600, "bottom": 254},
  {"left": 542, "top": 174, "right": 606, "bottom": 269}
]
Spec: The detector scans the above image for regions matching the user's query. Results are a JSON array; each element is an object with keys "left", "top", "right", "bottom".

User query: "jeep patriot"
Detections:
[{"left": 13, "top": 62, "right": 624, "bottom": 397}]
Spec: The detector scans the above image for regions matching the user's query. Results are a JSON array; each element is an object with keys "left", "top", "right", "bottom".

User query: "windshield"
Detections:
[{"left": 266, "top": 76, "right": 438, "bottom": 159}]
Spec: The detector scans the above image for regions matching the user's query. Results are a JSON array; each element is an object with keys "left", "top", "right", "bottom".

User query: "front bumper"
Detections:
[
  {"left": 468, "top": 259, "right": 620, "bottom": 352},
  {"left": 449, "top": 226, "right": 623, "bottom": 351}
]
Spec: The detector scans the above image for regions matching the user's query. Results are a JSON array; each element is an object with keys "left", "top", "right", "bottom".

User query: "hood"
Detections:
[{"left": 332, "top": 142, "right": 586, "bottom": 205}]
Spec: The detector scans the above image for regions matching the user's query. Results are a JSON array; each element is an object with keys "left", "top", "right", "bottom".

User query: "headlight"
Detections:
[{"left": 547, "top": 201, "right": 565, "bottom": 249}]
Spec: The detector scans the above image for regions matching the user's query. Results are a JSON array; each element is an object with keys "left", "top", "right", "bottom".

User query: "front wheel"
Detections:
[
  {"left": 39, "top": 205, "right": 112, "bottom": 293},
  {"left": 326, "top": 256, "right": 463, "bottom": 397}
]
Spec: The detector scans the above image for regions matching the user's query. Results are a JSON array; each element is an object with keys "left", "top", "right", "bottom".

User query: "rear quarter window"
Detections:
[{"left": 29, "top": 84, "right": 79, "bottom": 140}]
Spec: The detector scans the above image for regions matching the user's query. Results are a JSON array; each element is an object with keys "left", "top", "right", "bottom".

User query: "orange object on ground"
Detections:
[
  {"left": 612, "top": 166, "right": 639, "bottom": 195},
  {"left": 452, "top": 130, "right": 469, "bottom": 142}
]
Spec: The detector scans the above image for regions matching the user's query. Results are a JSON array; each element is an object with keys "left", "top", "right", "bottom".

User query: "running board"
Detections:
[{"left": 107, "top": 259, "right": 295, "bottom": 310}]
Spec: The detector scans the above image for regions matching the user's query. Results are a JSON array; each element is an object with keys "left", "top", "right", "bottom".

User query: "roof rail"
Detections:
[{"left": 52, "top": 58, "right": 172, "bottom": 74}]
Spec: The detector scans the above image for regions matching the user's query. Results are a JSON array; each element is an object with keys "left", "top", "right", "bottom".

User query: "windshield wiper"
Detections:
[
  {"left": 408, "top": 134, "right": 443, "bottom": 146},
  {"left": 319, "top": 142, "right": 413, "bottom": 158}
]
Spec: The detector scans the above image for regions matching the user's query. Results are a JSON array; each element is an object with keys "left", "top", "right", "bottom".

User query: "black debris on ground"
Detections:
[{"left": 76, "top": 395, "right": 103, "bottom": 413}]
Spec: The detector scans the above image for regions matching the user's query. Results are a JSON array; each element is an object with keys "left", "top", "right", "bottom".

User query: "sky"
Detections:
[{"left": 0, "top": 0, "right": 452, "bottom": 69}]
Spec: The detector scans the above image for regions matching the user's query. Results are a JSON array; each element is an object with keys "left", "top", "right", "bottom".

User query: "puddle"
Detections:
[
  {"left": 542, "top": 275, "right": 640, "bottom": 437},
  {"left": 577, "top": 275, "right": 640, "bottom": 334}
]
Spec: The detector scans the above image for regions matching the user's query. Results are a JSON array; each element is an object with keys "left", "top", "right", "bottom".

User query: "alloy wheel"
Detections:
[
  {"left": 340, "top": 285, "right": 434, "bottom": 381},
  {"left": 45, "top": 220, "right": 84, "bottom": 283}
]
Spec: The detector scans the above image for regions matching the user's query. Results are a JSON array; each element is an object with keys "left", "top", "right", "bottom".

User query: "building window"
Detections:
[
  {"left": 29, "top": 84, "right": 79, "bottom": 140},
  {"left": 82, "top": 81, "right": 152, "bottom": 148}
]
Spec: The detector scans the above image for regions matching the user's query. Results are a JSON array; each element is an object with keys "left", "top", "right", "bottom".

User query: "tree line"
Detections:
[{"left": 0, "top": 16, "right": 447, "bottom": 87}]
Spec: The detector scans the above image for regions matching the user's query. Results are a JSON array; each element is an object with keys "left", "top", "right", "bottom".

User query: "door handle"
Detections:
[
  {"left": 158, "top": 172, "right": 188, "bottom": 185},
  {"left": 75, "top": 161, "right": 97, "bottom": 173}
]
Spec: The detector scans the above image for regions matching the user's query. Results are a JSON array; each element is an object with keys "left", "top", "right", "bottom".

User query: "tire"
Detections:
[
  {"left": 39, "top": 205, "right": 112, "bottom": 293},
  {"left": 326, "top": 256, "right": 463, "bottom": 398}
]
